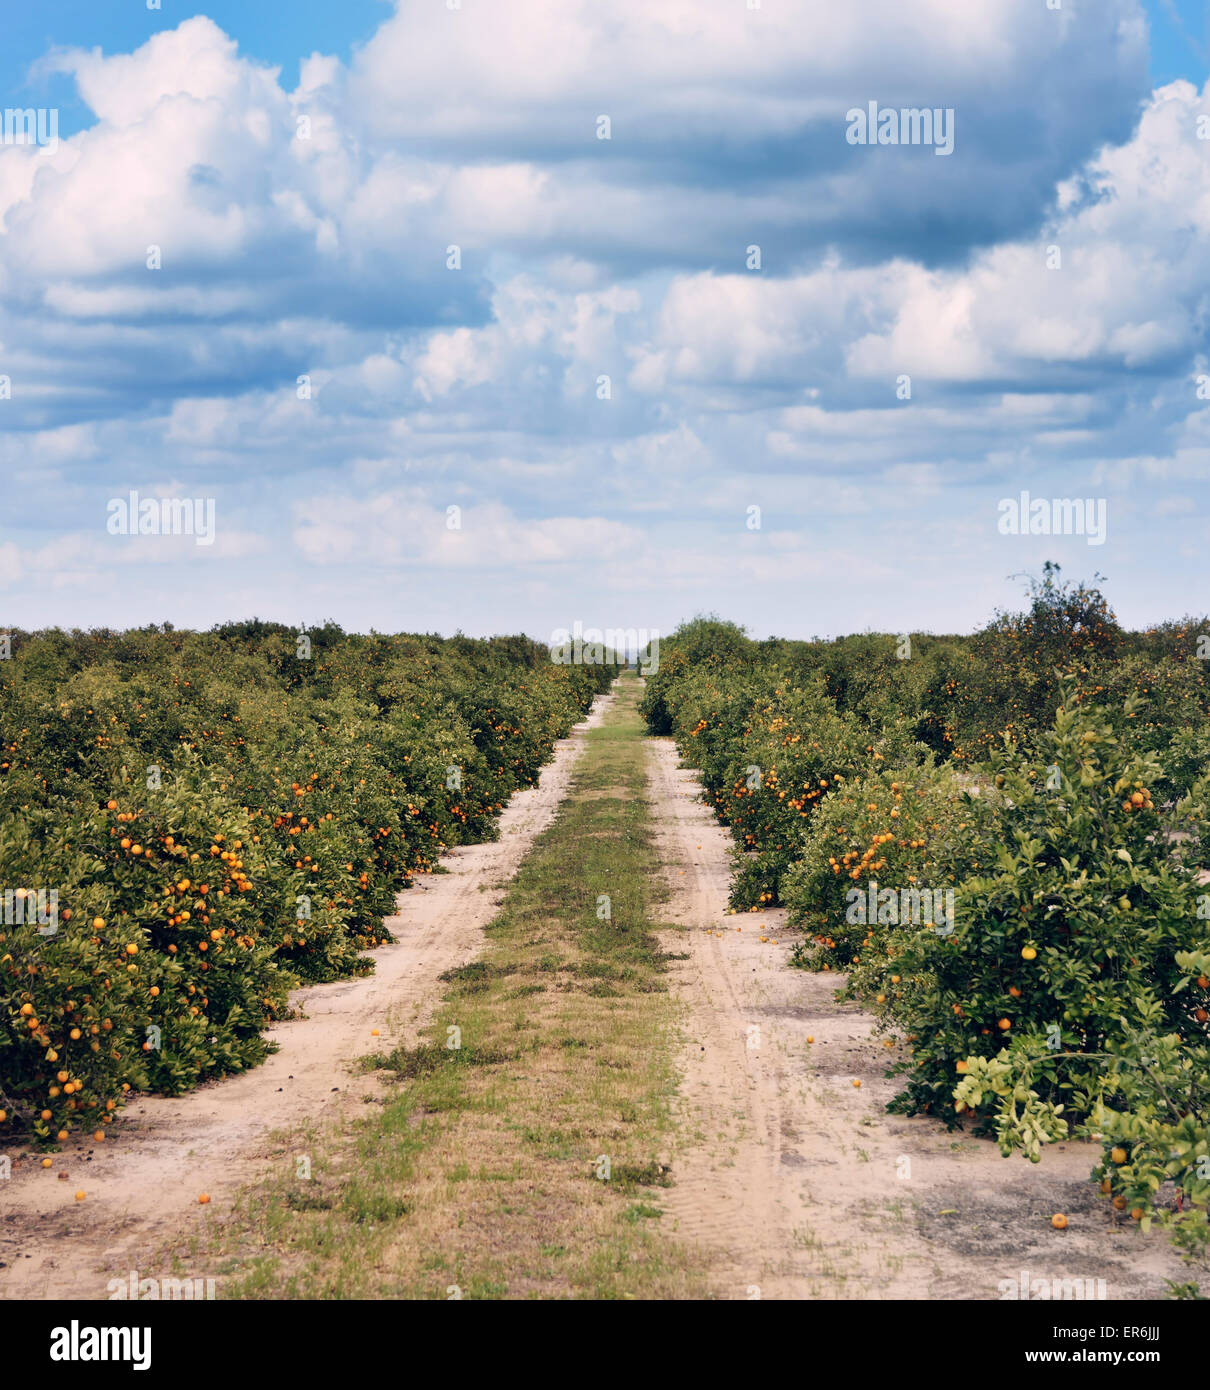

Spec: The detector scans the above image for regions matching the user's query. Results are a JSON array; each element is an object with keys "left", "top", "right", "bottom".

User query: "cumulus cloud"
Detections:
[
  {"left": 352, "top": 0, "right": 1148, "bottom": 264},
  {"left": 0, "top": 4, "right": 1205, "bottom": 637}
]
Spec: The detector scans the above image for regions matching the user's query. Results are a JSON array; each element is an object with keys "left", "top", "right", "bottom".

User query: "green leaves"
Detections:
[{"left": 1, "top": 629, "right": 607, "bottom": 1141}]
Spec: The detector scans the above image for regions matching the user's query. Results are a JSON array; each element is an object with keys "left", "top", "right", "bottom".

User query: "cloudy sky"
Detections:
[{"left": 1, "top": 0, "right": 1208, "bottom": 640}]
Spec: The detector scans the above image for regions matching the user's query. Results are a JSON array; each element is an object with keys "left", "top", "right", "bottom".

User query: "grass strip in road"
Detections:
[{"left": 197, "top": 673, "right": 701, "bottom": 1299}]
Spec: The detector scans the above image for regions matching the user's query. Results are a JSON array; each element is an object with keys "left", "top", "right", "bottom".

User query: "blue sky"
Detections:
[
  {"left": 1148, "top": 0, "right": 1210, "bottom": 82},
  {"left": 0, "top": 0, "right": 1208, "bottom": 641}
]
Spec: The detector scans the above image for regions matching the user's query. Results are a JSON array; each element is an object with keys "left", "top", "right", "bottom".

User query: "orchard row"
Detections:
[
  {"left": 0, "top": 622, "right": 619, "bottom": 1140},
  {"left": 643, "top": 573, "right": 1210, "bottom": 1263}
]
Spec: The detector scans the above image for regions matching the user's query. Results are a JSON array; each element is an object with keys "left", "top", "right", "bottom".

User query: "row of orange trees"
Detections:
[
  {"left": 642, "top": 576, "right": 1210, "bottom": 1266},
  {"left": 1, "top": 623, "right": 618, "bottom": 1141}
]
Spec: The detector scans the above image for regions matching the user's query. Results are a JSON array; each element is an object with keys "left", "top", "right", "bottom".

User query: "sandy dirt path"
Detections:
[
  {"left": 0, "top": 693, "right": 612, "bottom": 1300},
  {"left": 650, "top": 737, "right": 1189, "bottom": 1301}
]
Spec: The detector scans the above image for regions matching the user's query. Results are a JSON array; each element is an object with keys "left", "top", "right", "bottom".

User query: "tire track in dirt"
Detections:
[
  {"left": 650, "top": 737, "right": 1191, "bottom": 1301},
  {"left": 0, "top": 693, "right": 613, "bottom": 1300}
]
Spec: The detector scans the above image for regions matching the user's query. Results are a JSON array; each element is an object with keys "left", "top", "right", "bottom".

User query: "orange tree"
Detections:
[
  {"left": 939, "top": 563, "right": 1124, "bottom": 765},
  {"left": 714, "top": 681, "right": 921, "bottom": 908},
  {"left": 1073, "top": 646, "right": 1210, "bottom": 799},
  {"left": 0, "top": 770, "right": 295, "bottom": 1139},
  {"left": 888, "top": 686, "right": 1208, "bottom": 1138},
  {"left": 1077, "top": 988, "right": 1210, "bottom": 1259},
  {"left": 783, "top": 762, "right": 998, "bottom": 996}
]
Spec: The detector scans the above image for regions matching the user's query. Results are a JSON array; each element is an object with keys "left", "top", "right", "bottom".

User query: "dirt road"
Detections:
[
  {"left": 0, "top": 694, "right": 612, "bottom": 1300},
  {"left": 650, "top": 737, "right": 1190, "bottom": 1300}
]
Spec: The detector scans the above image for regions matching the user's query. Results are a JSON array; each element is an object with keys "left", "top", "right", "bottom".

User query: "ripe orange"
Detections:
[
  {"left": 75, "top": 1190, "right": 86, "bottom": 1201},
  {"left": 198, "top": 1193, "right": 211, "bottom": 1205},
  {"left": 1051, "top": 1214, "right": 1068, "bottom": 1230},
  {"left": 1110, "top": 1146, "right": 1127, "bottom": 1164}
]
